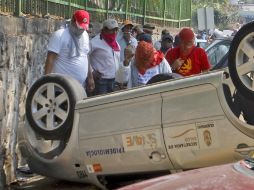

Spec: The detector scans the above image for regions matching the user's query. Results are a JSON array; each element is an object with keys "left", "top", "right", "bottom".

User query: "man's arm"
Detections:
[
  {"left": 86, "top": 63, "right": 95, "bottom": 92},
  {"left": 44, "top": 51, "right": 58, "bottom": 75}
]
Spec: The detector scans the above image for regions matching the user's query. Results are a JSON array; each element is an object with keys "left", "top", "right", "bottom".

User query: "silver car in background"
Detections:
[{"left": 205, "top": 37, "right": 232, "bottom": 70}]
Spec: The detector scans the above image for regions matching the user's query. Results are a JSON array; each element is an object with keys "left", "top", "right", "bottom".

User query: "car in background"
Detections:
[
  {"left": 118, "top": 159, "right": 254, "bottom": 190},
  {"left": 205, "top": 37, "right": 232, "bottom": 70},
  {"left": 196, "top": 39, "right": 208, "bottom": 49}
]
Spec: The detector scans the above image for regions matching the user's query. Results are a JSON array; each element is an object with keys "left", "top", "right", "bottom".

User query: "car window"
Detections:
[
  {"left": 206, "top": 42, "right": 230, "bottom": 67},
  {"left": 196, "top": 39, "right": 208, "bottom": 49},
  {"left": 198, "top": 42, "right": 208, "bottom": 49}
]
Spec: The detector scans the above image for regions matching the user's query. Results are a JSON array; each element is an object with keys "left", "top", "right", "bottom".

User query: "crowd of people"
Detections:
[{"left": 45, "top": 9, "right": 212, "bottom": 97}]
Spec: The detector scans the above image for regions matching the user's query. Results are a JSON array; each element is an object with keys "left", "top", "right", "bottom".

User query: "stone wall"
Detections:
[
  {"left": 0, "top": 15, "right": 64, "bottom": 185},
  {"left": 0, "top": 79, "right": 4, "bottom": 188}
]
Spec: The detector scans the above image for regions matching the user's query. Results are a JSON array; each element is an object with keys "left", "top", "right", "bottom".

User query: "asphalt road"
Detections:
[
  {"left": 9, "top": 176, "right": 100, "bottom": 190},
  {"left": 8, "top": 174, "right": 139, "bottom": 190}
]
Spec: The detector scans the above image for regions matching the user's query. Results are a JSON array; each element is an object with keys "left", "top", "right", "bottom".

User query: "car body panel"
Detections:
[
  {"left": 80, "top": 129, "right": 173, "bottom": 175},
  {"left": 118, "top": 161, "right": 254, "bottom": 190}
]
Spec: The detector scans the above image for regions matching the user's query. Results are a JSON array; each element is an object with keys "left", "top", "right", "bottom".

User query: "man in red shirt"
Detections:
[{"left": 165, "top": 28, "right": 210, "bottom": 76}]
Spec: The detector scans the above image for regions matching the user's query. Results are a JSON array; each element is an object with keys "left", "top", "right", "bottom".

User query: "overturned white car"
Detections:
[{"left": 19, "top": 22, "right": 254, "bottom": 189}]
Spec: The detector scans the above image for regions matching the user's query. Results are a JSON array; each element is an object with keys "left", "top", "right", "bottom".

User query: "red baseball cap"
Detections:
[
  {"left": 73, "top": 10, "right": 89, "bottom": 30},
  {"left": 179, "top": 28, "right": 194, "bottom": 42}
]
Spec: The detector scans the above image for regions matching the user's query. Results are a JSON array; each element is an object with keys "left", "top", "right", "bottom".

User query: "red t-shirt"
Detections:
[{"left": 165, "top": 46, "right": 211, "bottom": 76}]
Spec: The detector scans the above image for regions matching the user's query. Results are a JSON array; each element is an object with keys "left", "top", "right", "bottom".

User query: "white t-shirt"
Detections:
[
  {"left": 137, "top": 66, "right": 160, "bottom": 85},
  {"left": 89, "top": 34, "right": 121, "bottom": 79},
  {"left": 129, "top": 58, "right": 172, "bottom": 88},
  {"left": 48, "top": 28, "right": 90, "bottom": 86}
]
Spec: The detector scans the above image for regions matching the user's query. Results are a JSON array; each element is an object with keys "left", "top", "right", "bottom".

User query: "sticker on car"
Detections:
[
  {"left": 164, "top": 122, "right": 218, "bottom": 152},
  {"left": 196, "top": 121, "right": 218, "bottom": 149},
  {"left": 86, "top": 163, "right": 103, "bottom": 173},
  {"left": 122, "top": 129, "right": 162, "bottom": 151},
  {"left": 85, "top": 147, "right": 125, "bottom": 158}
]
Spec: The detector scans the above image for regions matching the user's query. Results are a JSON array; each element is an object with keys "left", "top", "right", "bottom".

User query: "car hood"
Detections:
[{"left": 118, "top": 160, "right": 254, "bottom": 190}]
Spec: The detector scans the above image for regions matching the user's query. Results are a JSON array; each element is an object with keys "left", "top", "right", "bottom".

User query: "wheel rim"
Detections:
[
  {"left": 235, "top": 32, "right": 254, "bottom": 92},
  {"left": 31, "top": 82, "right": 70, "bottom": 131}
]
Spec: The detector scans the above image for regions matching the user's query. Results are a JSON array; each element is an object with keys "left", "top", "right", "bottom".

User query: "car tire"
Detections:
[
  {"left": 25, "top": 74, "right": 86, "bottom": 140},
  {"left": 228, "top": 21, "right": 254, "bottom": 100},
  {"left": 147, "top": 73, "right": 182, "bottom": 85}
]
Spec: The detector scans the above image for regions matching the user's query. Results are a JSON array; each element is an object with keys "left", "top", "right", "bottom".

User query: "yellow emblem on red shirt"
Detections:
[{"left": 178, "top": 58, "right": 192, "bottom": 75}]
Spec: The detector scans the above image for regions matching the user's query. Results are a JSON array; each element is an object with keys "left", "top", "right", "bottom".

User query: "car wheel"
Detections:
[
  {"left": 25, "top": 74, "right": 86, "bottom": 140},
  {"left": 147, "top": 73, "right": 182, "bottom": 85},
  {"left": 228, "top": 21, "right": 254, "bottom": 100}
]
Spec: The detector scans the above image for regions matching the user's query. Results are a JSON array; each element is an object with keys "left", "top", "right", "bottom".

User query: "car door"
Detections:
[
  {"left": 77, "top": 89, "right": 174, "bottom": 176},
  {"left": 160, "top": 75, "right": 231, "bottom": 170}
]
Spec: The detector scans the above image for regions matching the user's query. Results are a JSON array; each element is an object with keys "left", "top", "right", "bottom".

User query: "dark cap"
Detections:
[
  {"left": 136, "top": 33, "right": 152, "bottom": 43},
  {"left": 162, "top": 29, "right": 170, "bottom": 35},
  {"left": 162, "top": 34, "right": 173, "bottom": 42},
  {"left": 143, "top": 23, "right": 155, "bottom": 30}
]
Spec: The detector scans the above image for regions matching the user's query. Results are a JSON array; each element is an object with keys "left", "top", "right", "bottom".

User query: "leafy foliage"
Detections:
[{"left": 192, "top": 0, "right": 241, "bottom": 29}]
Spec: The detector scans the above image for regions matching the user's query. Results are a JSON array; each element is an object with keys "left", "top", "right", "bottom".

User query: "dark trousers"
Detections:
[{"left": 94, "top": 78, "right": 115, "bottom": 95}]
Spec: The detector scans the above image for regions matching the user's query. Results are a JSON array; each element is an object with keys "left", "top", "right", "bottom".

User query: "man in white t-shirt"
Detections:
[{"left": 44, "top": 10, "right": 94, "bottom": 92}]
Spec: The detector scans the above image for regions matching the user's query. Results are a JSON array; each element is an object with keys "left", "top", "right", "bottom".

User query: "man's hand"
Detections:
[
  {"left": 86, "top": 77, "right": 95, "bottom": 92},
  {"left": 123, "top": 45, "right": 135, "bottom": 66},
  {"left": 172, "top": 58, "right": 184, "bottom": 71},
  {"left": 92, "top": 70, "right": 102, "bottom": 80}
]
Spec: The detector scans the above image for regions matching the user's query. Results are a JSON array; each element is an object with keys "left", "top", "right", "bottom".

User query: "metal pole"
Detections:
[
  {"left": 143, "top": 0, "right": 147, "bottom": 25},
  {"left": 68, "top": 0, "right": 71, "bottom": 19},
  {"left": 45, "top": 0, "right": 49, "bottom": 16},
  {"left": 205, "top": 7, "right": 208, "bottom": 38},
  {"left": 190, "top": 0, "right": 192, "bottom": 27},
  {"left": 125, "top": 0, "right": 129, "bottom": 20},
  {"left": 163, "top": 0, "right": 166, "bottom": 27},
  {"left": 178, "top": 0, "right": 182, "bottom": 28},
  {"left": 14, "top": 0, "right": 21, "bottom": 17},
  {"left": 106, "top": 0, "right": 109, "bottom": 19}
]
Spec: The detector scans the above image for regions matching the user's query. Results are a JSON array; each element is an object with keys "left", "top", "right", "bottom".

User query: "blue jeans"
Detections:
[{"left": 94, "top": 78, "right": 115, "bottom": 95}]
